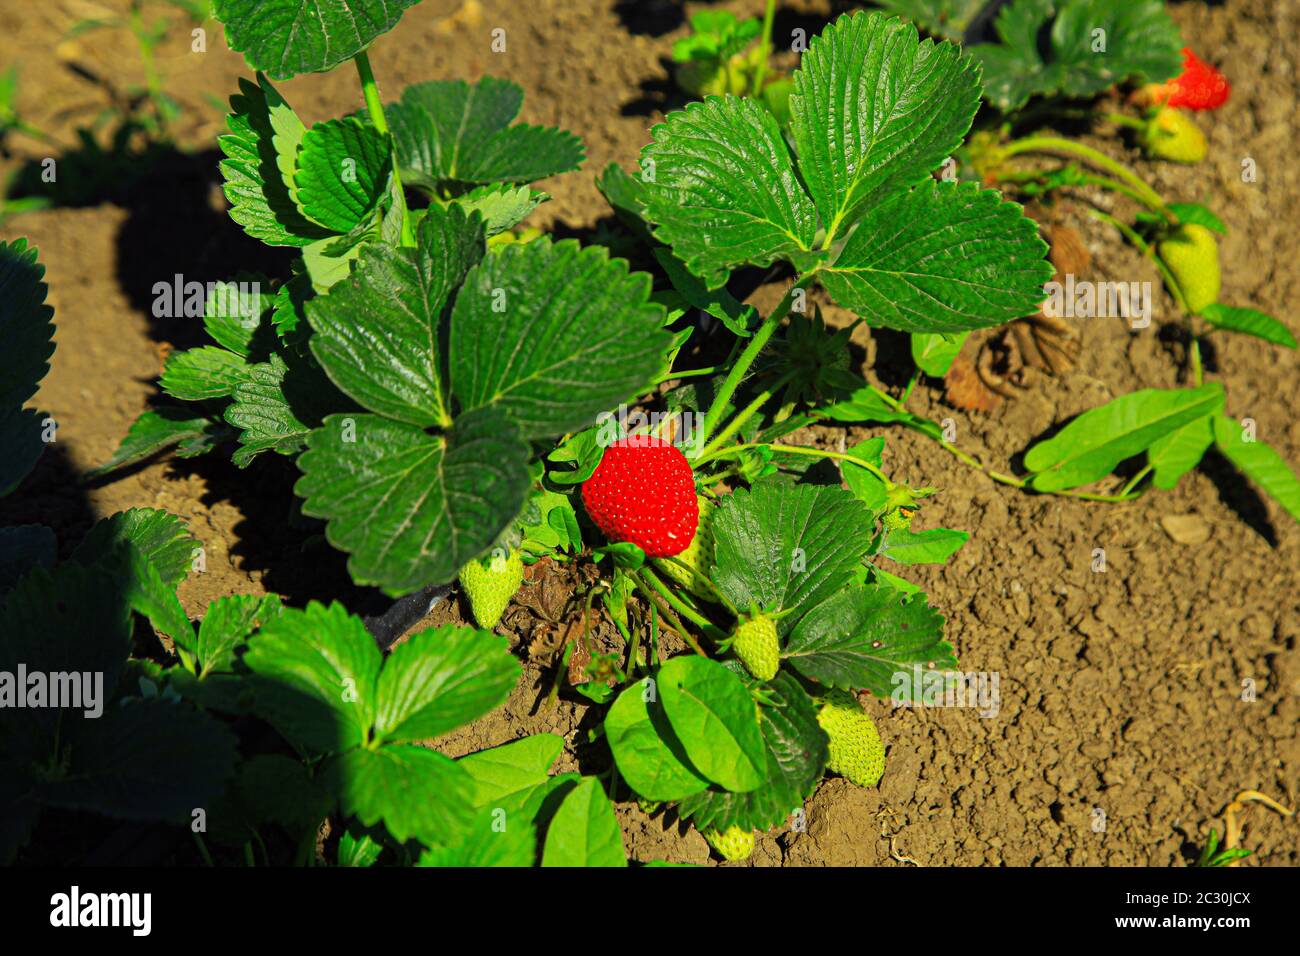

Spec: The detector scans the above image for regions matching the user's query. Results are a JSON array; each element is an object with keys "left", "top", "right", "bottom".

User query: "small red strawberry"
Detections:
[
  {"left": 1145, "top": 47, "right": 1230, "bottom": 111},
  {"left": 582, "top": 436, "right": 699, "bottom": 558}
]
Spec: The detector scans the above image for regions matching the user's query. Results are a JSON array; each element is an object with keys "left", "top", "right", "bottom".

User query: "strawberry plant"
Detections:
[
  {"left": 70, "top": 5, "right": 1053, "bottom": 862},
  {"left": 25, "top": 0, "right": 1284, "bottom": 867},
  {"left": 1, "top": 239, "right": 625, "bottom": 866},
  {"left": 761, "top": 2, "right": 1300, "bottom": 524}
]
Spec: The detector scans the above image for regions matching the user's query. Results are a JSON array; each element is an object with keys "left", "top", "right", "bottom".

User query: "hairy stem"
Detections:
[
  {"left": 1002, "top": 135, "right": 1169, "bottom": 217},
  {"left": 355, "top": 50, "right": 415, "bottom": 247},
  {"left": 751, "top": 0, "right": 778, "bottom": 97},
  {"left": 699, "top": 274, "right": 813, "bottom": 451},
  {"left": 698, "top": 369, "right": 797, "bottom": 459}
]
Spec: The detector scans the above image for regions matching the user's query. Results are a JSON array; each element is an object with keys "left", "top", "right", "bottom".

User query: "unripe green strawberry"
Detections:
[
  {"left": 653, "top": 496, "right": 718, "bottom": 603},
  {"left": 816, "top": 692, "right": 885, "bottom": 788},
  {"left": 702, "top": 825, "right": 754, "bottom": 861},
  {"left": 458, "top": 548, "right": 524, "bottom": 630},
  {"left": 1139, "top": 107, "right": 1206, "bottom": 164},
  {"left": 1158, "top": 223, "right": 1220, "bottom": 315},
  {"left": 731, "top": 613, "right": 779, "bottom": 681},
  {"left": 881, "top": 506, "right": 916, "bottom": 533}
]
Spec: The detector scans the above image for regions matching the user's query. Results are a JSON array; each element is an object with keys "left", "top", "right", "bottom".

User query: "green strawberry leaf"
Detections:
[
  {"left": 450, "top": 184, "right": 548, "bottom": 237},
  {"left": 337, "top": 829, "right": 384, "bottom": 867},
  {"left": 41, "top": 698, "right": 238, "bottom": 822},
  {"left": 912, "top": 331, "right": 968, "bottom": 377},
  {"left": 0, "top": 525, "right": 56, "bottom": 596},
  {"left": 676, "top": 672, "right": 828, "bottom": 833},
  {"left": 871, "top": 0, "right": 985, "bottom": 40},
  {"left": 0, "top": 238, "right": 55, "bottom": 408},
  {"left": 195, "top": 593, "right": 284, "bottom": 677},
  {"left": 968, "top": 0, "right": 1056, "bottom": 112},
  {"left": 225, "top": 351, "right": 347, "bottom": 468},
  {"left": 1147, "top": 414, "right": 1215, "bottom": 490},
  {"left": 652, "top": 248, "right": 758, "bottom": 337},
  {"left": 880, "top": 526, "right": 969, "bottom": 565},
  {"left": 783, "top": 583, "right": 954, "bottom": 696},
  {"left": 72, "top": 508, "right": 199, "bottom": 591},
  {"left": 386, "top": 77, "right": 585, "bottom": 192},
  {"left": 710, "top": 478, "right": 874, "bottom": 635},
  {"left": 372, "top": 624, "right": 520, "bottom": 746},
  {"left": 1049, "top": 0, "right": 1183, "bottom": 100},
  {"left": 160, "top": 346, "right": 252, "bottom": 401},
  {"left": 307, "top": 203, "right": 484, "bottom": 427},
  {"left": 0, "top": 563, "right": 133, "bottom": 762},
  {"left": 791, "top": 11, "right": 981, "bottom": 243},
  {"left": 640, "top": 96, "right": 817, "bottom": 288},
  {"left": 1200, "top": 304, "right": 1296, "bottom": 349},
  {"left": 1024, "top": 382, "right": 1225, "bottom": 492},
  {"left": 242, "top": 601, "right": 382, "bottom": 756},
  {"left": 418, "top": 806, "right": 536, "bottom": 867},
  {"left": 971, "top": 0, "right": 1182, "bottom": 111},
  {"left": 820, "top": 181, "right": 1052, "bottom": 333},
  {"left": 111, "top": 542, "right": 196, "bottom": 652},
  {"left": 656, "top": 656, "right": 766, "bottom": 793},
  {"left": 294, "top": 408, "right": 531, "bottom": 594},
  {"left": 324, "top": 744, "right": 476, "bottom": 847},
  {"left": 1213, "top": 415, "right": 1300, "bottom": 524},
  {"left": 817, "top": 386, "right": 944, "bottom": 439},
  {"left": 596, "top": 162, "right": 653, "bottom": 240},
  {"left": 236, "top": 754, "right": 332, "bottom": 836},
  {"left": 449, "top": 238, "right": 671, "bottom": 439},
  {"left": 457, "top": 734, "right": 565, "bottom": 808},
  {"left": 1167, "top": 202, "right": 1227, "bottom": 234},
  {"left": 218, "top": 76, "right": 330, "bottom": 246},
  {"left": 213, "top": 0, "right": 422, "bottom": 80},
  {"left": 203, "top": 276, "right": 276, "bottom": 359},
  {"left": 87, "top": 408, "right": 225, "bottom": 478},
  {"left": 540, "top": 777, "right": 627, "bottom": 867},
  {"left": 0, "top": 408, "right": 45, "bottom": 499},
  {"left": 840, "top": 437, "right": 890, "bottom": 514},
  {"left": 294, "top": 116, "right": 393, "bottom": 234},
  {"left": 605, "top": 679, "right": 711, "bottom": 802}
]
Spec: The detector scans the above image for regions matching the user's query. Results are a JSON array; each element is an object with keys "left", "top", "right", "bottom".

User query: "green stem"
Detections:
[
  {"left": 1007, "top": 165, "right": 1167, "bottom": 215},
  {"left": 1102, "top": 111, "right": 1147, "bottom": 130},
  {"left": 613, "top": 611, "right": 639, "bottom": 678},
  {"left": 355, "top": 50, "right": 415, "bottom": 247},
  {"left": 632, "top": 569, "right": 720, "bottom": 654},
  {"left": 655, "top": 365, "right": 721, "bottom": 384},
  {"left": 636, "top": 567, "right": 723, "bottom": 639},
  {"left": 1002, "top": 135, "right": 1169, "bottom": 217},
  {"left": 129, "top": 2, "right": 166, "bottom": 133},
  {"left": 698, "top": 370, "right": 797, "bottom": 459},
  {"left": 1119, "top": 464, "right": 1153, "bottom": 497},
  {"left": 698, "top": 440, "right": 895, "bottom": 489},
  {"left": 901, "top": 368, "right": 921, "bottom": 403},
  {"left": 657, "top": 554, "right": 737, "bottom": 616},
  {"left": 193, "top": 832, "right": 215, "bottom": 867},
  {"left": 699, "top": 274, "right": 813, "bottom": 450},
  {"left": 1190, "top": 337, "right": 1204, "bottom": 386},
  {"left": 751, "top": 0, "right": 778, "bottom": 97},
  {"left": 922, "top": 431, "right": 1141, "bottom": 502}
]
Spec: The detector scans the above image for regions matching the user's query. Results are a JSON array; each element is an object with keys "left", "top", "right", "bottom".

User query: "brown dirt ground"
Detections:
[{"left": 1, "top": 0, "right": 1296, "bottom": 866}]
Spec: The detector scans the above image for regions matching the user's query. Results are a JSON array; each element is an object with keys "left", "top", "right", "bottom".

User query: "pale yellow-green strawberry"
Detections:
[
  {"left": 731, "top": 612, "right": 779, "bottom": 681},
  {"left": 1158, "top": 223, "right": 1220, "bottom": 315},
  {"left": 702, "top": 825, "right": 754, "bottom": 861},
  {"left": 652, "top": 495, "right": 718, "bottom": 603},
  {"left": 816, "top": 691, "right": 885, "bottom": 788},
  {"left": 1139, "top": 107, "right": 1206, "bottom": 164},
  {"left": 458, "top": 548, "right": 524, "bottom": 630}
]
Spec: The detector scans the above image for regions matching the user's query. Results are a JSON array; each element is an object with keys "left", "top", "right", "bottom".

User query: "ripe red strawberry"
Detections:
[
  {"left": 1154, "top": 47, "right": 1230, "bottom": 111},
  {"left": 582, "top": 436, "right": 699, "bottom": 558}
]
